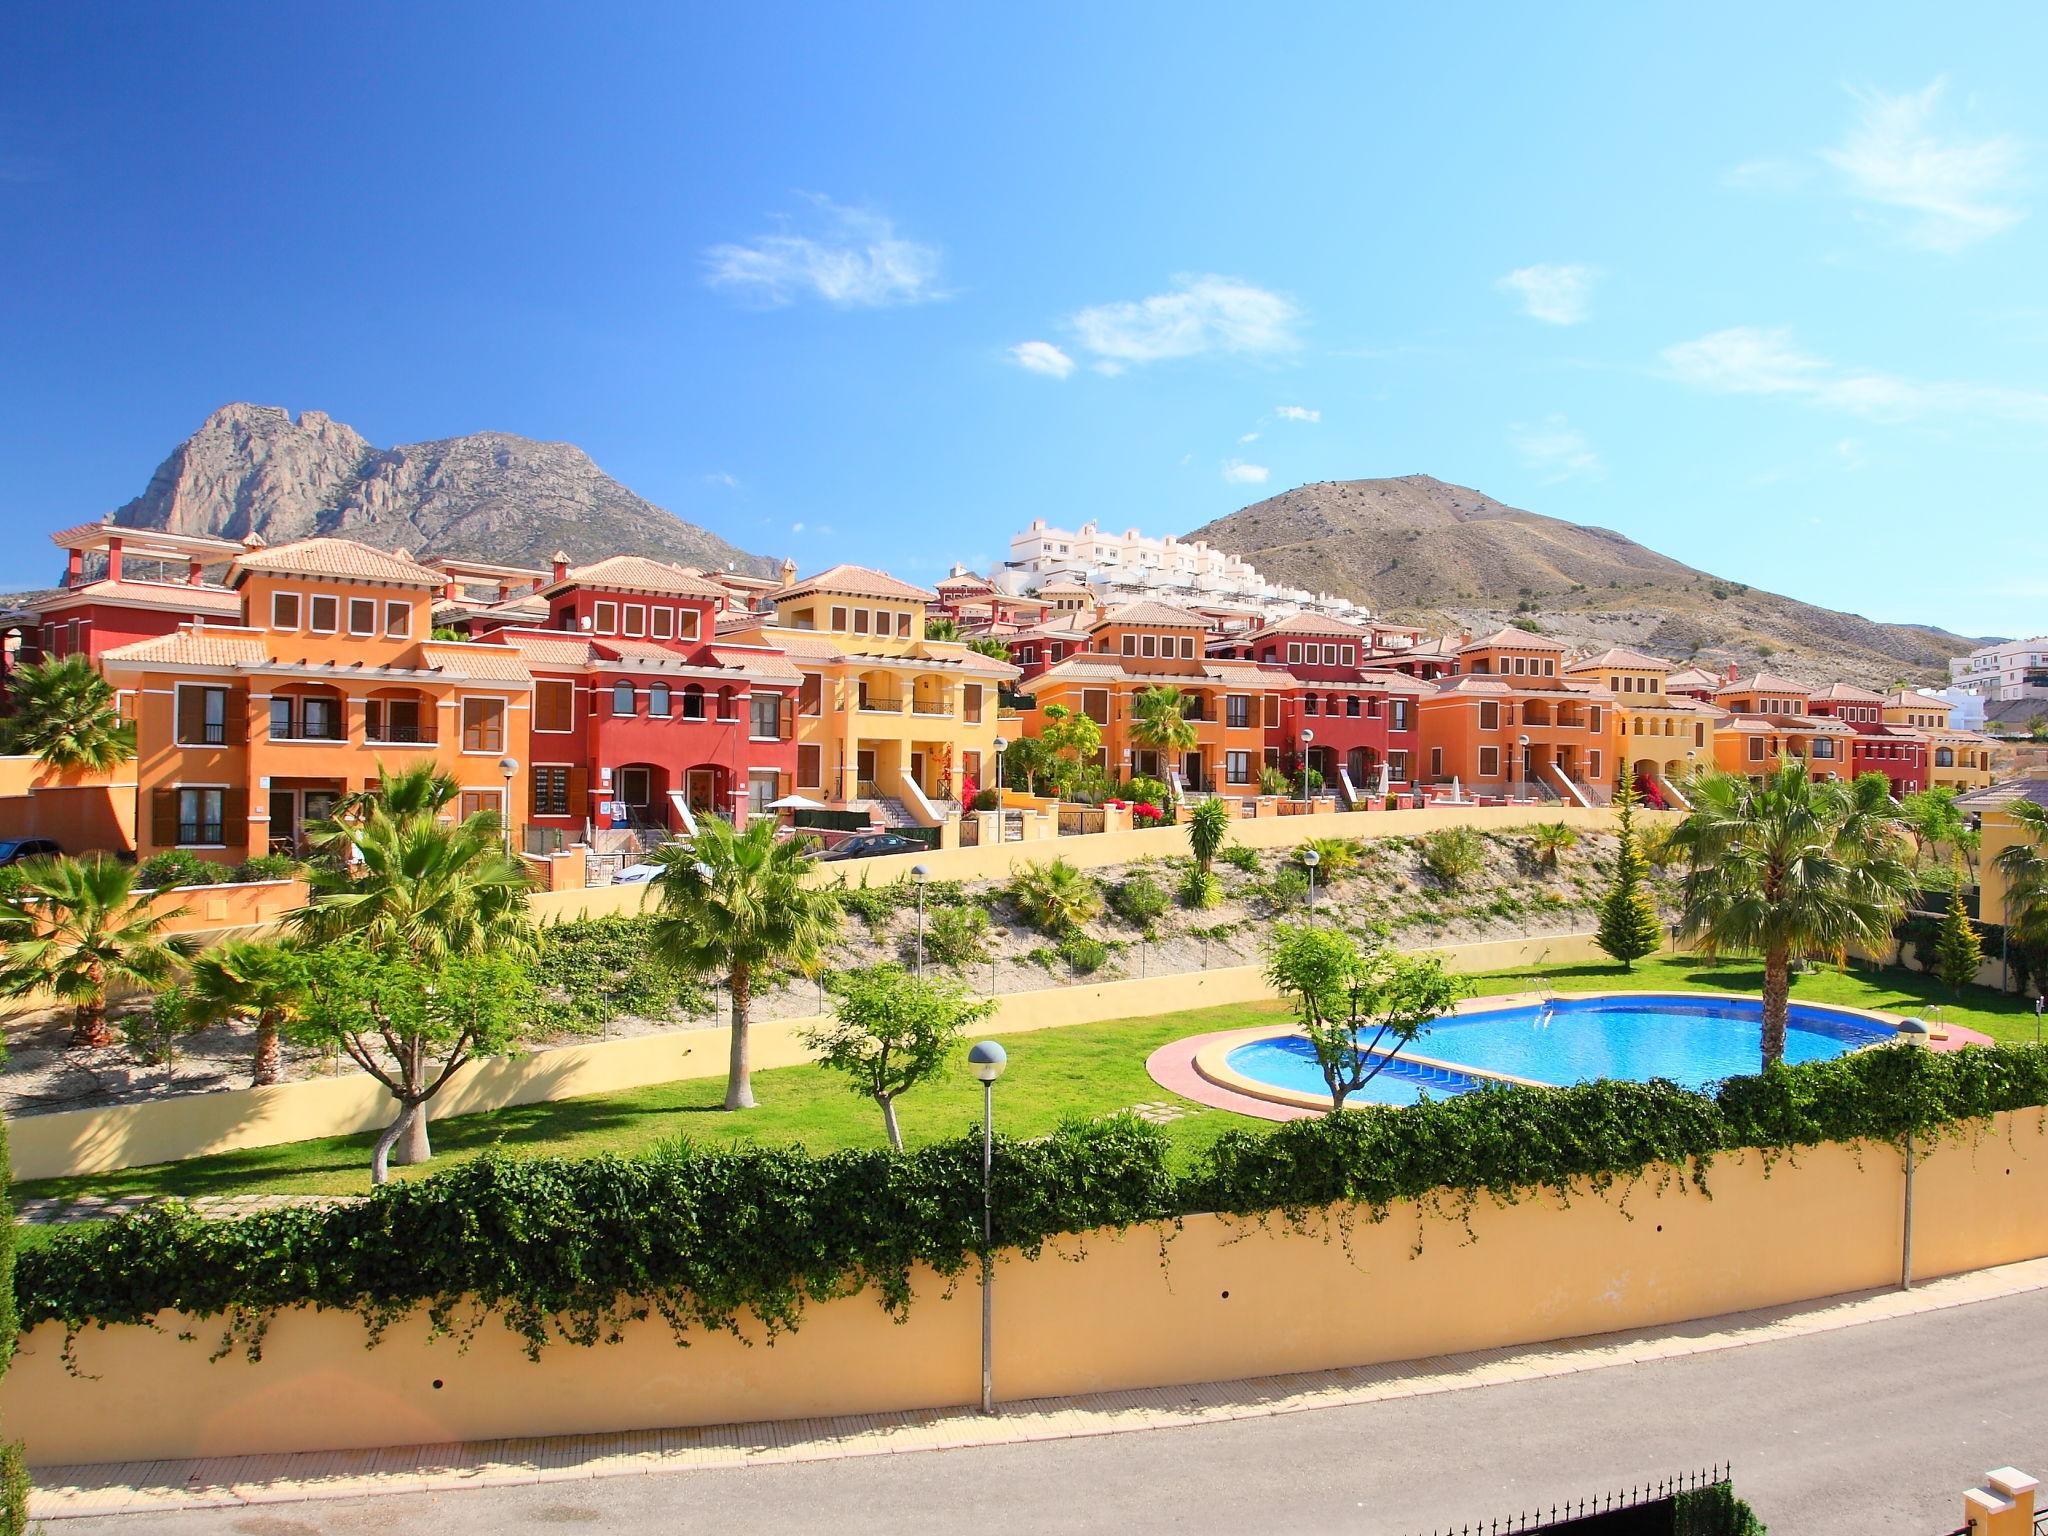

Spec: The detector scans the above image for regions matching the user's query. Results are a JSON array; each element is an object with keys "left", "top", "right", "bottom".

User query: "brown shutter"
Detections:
[
  {"left": 222, "top": 690, "right": 248, "bottom": 745},
  {"left": 222, "top": 787, "right": 249, "bottom": 849},
  {"left": 175, "top": 689, "right": 199, "bottom": 743},
  {"left": 780, "top": 695, "right": 794, "bottom": 739},
  {"left": 568, "top": 764, "right": 589, "bottom": 818},
  {"left": 152, "top": 787, "right": 178, "bottom": 849}
]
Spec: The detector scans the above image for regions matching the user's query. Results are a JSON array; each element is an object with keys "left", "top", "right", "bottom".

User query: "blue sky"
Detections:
[{"left": 2, "top": 4, "right": 2044, "bottom": 637}]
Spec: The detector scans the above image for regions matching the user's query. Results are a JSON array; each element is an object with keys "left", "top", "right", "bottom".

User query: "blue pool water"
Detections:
[{"left": 1225, "top": 994, "right": 1894, "bottom": 1107}]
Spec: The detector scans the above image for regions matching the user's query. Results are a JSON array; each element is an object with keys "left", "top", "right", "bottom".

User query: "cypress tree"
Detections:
[
  {"left": 1933, "top": 876, "right": 1983, "bottom": 995},
  {"left": 1597, "top": 776, "right": 1665, "bottom": 970}
]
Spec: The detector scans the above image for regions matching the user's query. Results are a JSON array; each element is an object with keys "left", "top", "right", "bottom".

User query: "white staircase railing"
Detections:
[
  {"left": 896, "top": 772, "right": 945, "bottom": 828},
  {"left": 1547, "top": 764, "right": 1594, "bottom": 808},
  {"left": 1657, "top": 775, "right": 1692, "bottom": 812},
  {"left": 667, "top": 790, "right": 698, "bottom": 837},
  {"left": 1335, "top": 767, "right": 1359, "bottom": 808}
]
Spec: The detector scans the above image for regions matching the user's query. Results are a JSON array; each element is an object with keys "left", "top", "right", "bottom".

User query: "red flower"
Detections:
[{"left": 1133, "top": 802, "right": 1162, "bottom": 820}]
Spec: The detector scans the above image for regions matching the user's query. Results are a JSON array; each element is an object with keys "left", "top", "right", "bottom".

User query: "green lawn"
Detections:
[{"left": 11, "top": 956, "right": 2042, "bottom": 1208}]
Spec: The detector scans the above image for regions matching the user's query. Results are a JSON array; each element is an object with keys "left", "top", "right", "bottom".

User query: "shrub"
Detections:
[
  {"left": 1268, "top": 866, "right": 1310, "bottom": 908},
  {"left": 531, "top": 914, "right": 710, "bottom": 1032},
  {"left": 1259, "top": 766, "right": 1291, "bottom": 797},
  {"left": 1056, "top": 933, "right": 1111, "bottom": 975},
  {"left": 837, "top": 877, "right": 907, "bottom": 928},
  {"left": 1109, "top": 871, "right": 1170, "bottom": 928},
  {"left": 231, "top": 853, "right": 300, "bottom": 884},
  {"left": 972, "top": 788, "right": 1001, "bottom": 811},
  {"left": 1178, "top": 866, "right": 1221, "bottom": 909},
  {"left": 1527, "top": 822, "right": 1580, "bottom": 868},
  {"left": 121, "top": 983, "right": 199, "bottom": 1070},
  {"left": 1007, "top": 858, "right": 1102, "bottom": 936},
  {"left": 1187, "top": 797, "right": 1232, "bottom": 873},
  {"left": 922, "top": 904, "right": 992, "bottom": 969},
  {"left": 1219, "top": 843, "right": 1262, "bottom": 874},
  {"left": 1420, "top": 826, "right": 1486, "bottom": 888},
  {"left": 1295, "top": 836, "right": 1360, "bottom": 878},
  {"left": 137, "top": 848, "right": 222, "bottom": 890},
  {"left": 1123, "top": 775, "right": 1171, "bottom": 809}
]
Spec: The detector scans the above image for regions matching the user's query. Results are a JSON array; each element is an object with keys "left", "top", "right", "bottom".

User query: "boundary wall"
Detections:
[
  {"left": 9, "top": 1108, "right": 2045, "bottom": 1466},
  {"left": 7, "top": 930, "right": 1626, "bottom": 1182}
]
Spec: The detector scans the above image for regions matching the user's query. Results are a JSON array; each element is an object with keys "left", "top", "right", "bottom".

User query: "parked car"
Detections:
[
  {"left": 612, "top": 862, "right": 664, "bottom": 884},
  {"left": 0, "top": 838, "right": 62, "bottom": 867},
  {"left": 812, "top": 831, "right": 929, "bottom": 862}
]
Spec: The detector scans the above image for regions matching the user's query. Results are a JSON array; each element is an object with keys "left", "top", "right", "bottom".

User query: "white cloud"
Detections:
[
  {"left": 1821, "top": 78, "right": 2024, "bottom": 252},
  {"left": 1221, "top": 460, "right": 1270, "bottom": 485},
  {"left": 703, "top": 471, "right": 740, "bottom": 489},
  {"left": 1661, "top": 325, "right": 2048, "bottom": 426},
  {"left": 1496, "top": 264, "right": 1596, "bottom": 325},
  {"left": 1009, "top": 340, "right": 1076, "bottom": 379},
  {"left": 1238, "top": 431, "right": 1261, "bottom": 444},
  {"left": 705, "top": 195, "right": 945, "bottom": 307},
  {"left": 1068, "top": 274, "right": 1301, "bottom": 367},
  {"left": 1509, "top": 415, "right": 1603, "bottom": 483},
  {"left": 1274, "top": 404, "right": 1320, "bottom": 422},
  {"left": 790, "top": 522, "right": 805, "bottom": 534}
]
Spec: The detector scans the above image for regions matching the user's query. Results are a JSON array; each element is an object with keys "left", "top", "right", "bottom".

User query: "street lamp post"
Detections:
[
  {"left": 1302, "top": 845, "right": 1320, "bottom": 923},
  {"left": 1298, "top": 727, "right": 1314, "bottom": 812},
  {"left": 968, "top": 1039, "right": 1008, "bottom": 1416},
  {"left": 497, "top": 756, "right": 520, "bottom": 858},
  {"left": 1515, "top": 734, "right": 1530, "bottom": 804},
  {"left": 912, "top": 863, "right": 930, "bottom": 977},
  {"left": 993, "top": 735, "right": 1009, "bottom": 843}
]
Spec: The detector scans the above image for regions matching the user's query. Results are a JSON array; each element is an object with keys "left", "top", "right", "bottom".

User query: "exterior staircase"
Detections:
[{"left": 853, "top": 796, "right": 920, "bottom": 830}]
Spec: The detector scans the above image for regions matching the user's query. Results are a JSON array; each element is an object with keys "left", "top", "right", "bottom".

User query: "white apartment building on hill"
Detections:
[
  {"left": 1949, "top": 636, "right": 2048, "bottom": 701},
  {"left": 998, "top": 519, "right": 1375, "bottom": 627}
]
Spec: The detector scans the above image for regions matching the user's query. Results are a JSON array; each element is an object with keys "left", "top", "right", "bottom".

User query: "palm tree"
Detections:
[
  {"left": 1006, "top": 857, "right": 1102, "bottom": 936},
  {"left": 0, "top": 655, "right": 136, "bottom": 771},
  {"left": 1995, "top": 800, "right": 2048, "bottom": 951},
  {"left": 1668, "top": 763, "right": 1915, "bottom": 1068},
  {"left": 1130, "top": 686, "right": 1200, "bottom": 788},
  {"left": 188, "top": 938, "right": 308, "bottom": 1086},
  {"left": 0, "top": 855, "right": 190, "bottom": 1046},
  {"left": 293, "top": 763, "right": 531, "bottom": 964},
  {"left": 922, "top": 616, "right": 962, "bottom": 642},
  {"left": 1529, "top": 821, "right": 1580, "bottom": 869},
  {"left": 1187, "top": 796, "right": 1231, "bottom": 875},
  {"left": 649, "top": 816, "right": 841, "bottom": 1109}
]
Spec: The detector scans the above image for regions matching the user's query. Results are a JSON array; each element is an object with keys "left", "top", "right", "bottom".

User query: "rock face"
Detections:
[
  {"left": 112, "top": 403, "right": 773, "bottom": 575},
  {"left": 1190, "top": 475, "right": 1978, "bottom": 686}
]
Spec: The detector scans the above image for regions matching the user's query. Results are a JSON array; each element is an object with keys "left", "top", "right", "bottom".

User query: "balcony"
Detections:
[
  {"left": 268, "top": 720, "right": 346, "bottom": 742},
  {"left": 858, "top": 694, "right": 905, "bottom": 714}
]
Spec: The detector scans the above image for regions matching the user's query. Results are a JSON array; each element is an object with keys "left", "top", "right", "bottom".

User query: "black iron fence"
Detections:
[
  {"left": 1058, "top": 807, "right": 1106, "bottom": 837},
  {"left": 1418, "top": 1464, "right": 1746, "bottom": 1535}
]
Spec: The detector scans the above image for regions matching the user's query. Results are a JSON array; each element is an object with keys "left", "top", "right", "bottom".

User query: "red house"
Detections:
[
  {"left": 1809, "top": 683, "right": 1927, "bottom": 793},
  {"left": 1235, "top": 613, "right": 1424, "bottom": 801},
  {"left": 487, "top": 554, "right": 800, "bottom": 849},
  {"left": 19, "top": 521, "right": 245, "bottom": 667}
]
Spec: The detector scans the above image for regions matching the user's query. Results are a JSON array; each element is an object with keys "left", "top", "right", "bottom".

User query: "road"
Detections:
[{"left": 54, "top": 1287, "right": 2048, "bottom": 1535}]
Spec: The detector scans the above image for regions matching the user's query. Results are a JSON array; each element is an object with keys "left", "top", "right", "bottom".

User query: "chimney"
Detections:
[
  {"left": 186, "top": 559, "right": 203, "bottom": 586},
  {"left": 443, "top": 577, "right": 460, "bottom": 601},
  {"left": 65, "top": 546, "right": 84, "bottom": 588},
  {"left": 106, "top": 537, "right": 124, "bottom": 583},
  {"left": 780, "top": 557, "right": 798, "bottom": 588},
  {"left": 551, "top": 549, "right": 569, "bottom": 585},
  {"left": 1726, "top": 661, "right": 1740, "bottom": 682}
]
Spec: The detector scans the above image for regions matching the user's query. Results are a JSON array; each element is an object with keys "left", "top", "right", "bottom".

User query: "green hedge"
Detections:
[
  {"left": 1, "top": 1103, "right": 25, "bottom": 1534},
  {"left": 16, "top": 1045, "right": 2048, "bottom": 1365}
]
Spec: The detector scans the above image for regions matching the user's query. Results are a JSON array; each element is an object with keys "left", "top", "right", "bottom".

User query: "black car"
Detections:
[
  {"left": 0, "top": 838, "right": 61, "bottom": 867},
  {"left": 814, "top": 831, "right": 928, "bottom": 862}
]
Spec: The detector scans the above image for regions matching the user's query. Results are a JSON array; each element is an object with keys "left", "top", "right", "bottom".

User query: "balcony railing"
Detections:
[
  {"left": 269, "top": 720, "right": 346, "bottom": 741},
  {"left": 910, "top": 701, "right": 952, "bottom": 717},
  {"left": 366, "top": 724, "right": 439, "bottom": 746},
  {"left": 857, "top": 695, "right": 904, "bottom": 714}
]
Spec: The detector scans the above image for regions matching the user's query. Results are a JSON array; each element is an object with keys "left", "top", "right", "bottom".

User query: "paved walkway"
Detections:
[{"left": 29, "top": 1255, "right": 2048, "bottom": 1526}]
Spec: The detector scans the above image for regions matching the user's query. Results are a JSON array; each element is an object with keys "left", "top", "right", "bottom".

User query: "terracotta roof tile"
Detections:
[
  {"left": 1092, "top": 600, "right": 1210, "bottom": 630},
  {"left": 778, "top": 564, "right": 937, "bottom": 602},
  {"left": 1458, "top": 626, "right": 1572, "bottom": 653},
  {"left": 495, "top": 631, "right": 598, "bottom": 667},
  {"left": 1566, "top": 646, "right": 1671, "bottom": 673},
  {"left": 1248, "top": 612, "right": 1370, "bottom": 641},
  {"left": 99, "top": 627, "right": 268, "bottom": 669},
  {"left": 418, "top": 643, "right": 533, "bottom": 681},
  {"left": 31, "top": 579, "right": 242, "bottom": 616},
  {"left": 1716, "top": 671, "right": 1810, "bottom": 696},
  {"left": 1811, "top": 682, "right": 1886, "bottom": 701},
  {"left": 549, "top": 554, "right": 728, "bottom": 599},
  {"left": 232, "top": 538, "right": 446, "bottom": 586},
  {"left": 1884, "top": 689, "right": 1950, "bottom": 709},
  {"left": 703, "top": 645, "right": 803, "bottom": 683}
]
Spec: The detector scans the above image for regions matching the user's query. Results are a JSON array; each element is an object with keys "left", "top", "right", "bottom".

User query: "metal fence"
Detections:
[
  {"left": 1418, "top": 1464, "right": 1742, "bottom": 1535},
  {"left": 1057, "top": 807, "right": 1106, "bottom": 837}
]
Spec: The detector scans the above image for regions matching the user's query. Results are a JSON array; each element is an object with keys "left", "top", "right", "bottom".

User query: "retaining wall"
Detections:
[{"left": 9, "top": 1108, "right": 2044, "bottom": 1467}]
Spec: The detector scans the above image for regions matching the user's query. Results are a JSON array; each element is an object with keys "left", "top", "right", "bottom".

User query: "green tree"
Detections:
[
  {"left": 121, "top": 981, "right": 201, "bottom": 1081},
  {"left": 0, "top": 653, "right": 136, "bottom": 772},
  {"left": 1130, "top": 686, "right": 1199, "bottom": 790},
  {"left": 649, "top": 816, "right": 842, "bottom": 1110},
  {"left": 802, "top": 963, "right": 995, "bottom": 1149},
  {"left": 188, "top": 938, "right": 309, "bottom": 1086},
  {"left": 1263, "top": 924, "right": 1469, "bottom": 1112},
  {"left": 1668, "top": 763, "right": 1915, "bottom": 1068},
  {"left": 294, "top": 763, "right": 531, "bottom": 964},
  {"left": 1529, "top": 821, "right": 1580, "bottom": 869},
  {"left": 1596, "top": 780, "right": 1663, "bottom": 970},
  {"left": 1037, "top": 704, "right": 1103, "bottom": 798},
  {"left": 1932, "top": 877, "right": 1983, "bottom": 994},
  {"left": 2028, "top": 716, "right": 2048, "bottom": 742},
  {"left": 1187, "top": 796, "right": 1232, "bottom": 875},
  {"left": 0, "top": 854, "right": 190, "bottom": 1046},
  {"left": 1900, "top": 786, "right": 1967, "bottom": 870},
  {"left": 967, "top": 635, "right": 1012, "bottom": 661},
  {"left": 1006, "top": 856, "right": 1101, "bottom": 935},
  {"left": 293, "top": 941, "right": 529, "bottom": 1183},
  {"left": 1994, "top": 800, "right": 2048, "bottom": 953},
  {"left": 1000, "top": 735, "right": 1057, "bottom": 796},
  {"left": 922, "top": 616, "right": 962, "bottom": 642}
]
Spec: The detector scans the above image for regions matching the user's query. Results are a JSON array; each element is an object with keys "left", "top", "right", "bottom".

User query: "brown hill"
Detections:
[
  {"left": 1189, "top": 476, "right": 1976, "bottom": 687},
  {"left": 108, "top": 403, "right": 774, "bottom": 576}
]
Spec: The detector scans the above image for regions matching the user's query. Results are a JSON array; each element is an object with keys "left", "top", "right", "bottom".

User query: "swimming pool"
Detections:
[{"left": 1215, "top": 993, "right": 1898, "bottom": 1109}]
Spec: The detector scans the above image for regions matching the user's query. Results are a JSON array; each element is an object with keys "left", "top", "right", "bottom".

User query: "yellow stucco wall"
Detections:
[
  {"left": 10, "top": 1109, "right": 2044, "bottom": 1466},
  {"left": 6, "top": 930, "right": 1629, "bottom": 1181}
]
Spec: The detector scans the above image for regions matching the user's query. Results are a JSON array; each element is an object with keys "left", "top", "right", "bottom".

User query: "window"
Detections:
[
  {"left": 309, "top": 594, "right": 338, "bottom": 633},
  {"left": 177, "top": 787, "right": 225, "bottom": 846},
  {"left": 1226, "top": 750, "right": 1253, "bottom": 785},
  {"left": 1342, "top": 647, "right": 1355, "bottom": 666},
  {"left": 1322, "top": 645, "right": 1338, "bottom": 665},
  {"left": 532, "top": 764, "right": 571, "bottom": 817},
  {"left": 1388, "top": 751, "right": 1409, "bottom": 784},
  {"left": 1748, "top": 737, "right": 1765, "bottom": 762},
  {"left": 300, "top": 694, "right": 340, "bottom": 740},
  {"left": 1082, "top": 689, "right": 1110, "bottom": 725},
  {"left": 1588, "top": 751, "right": 1602, "bottom": 779},
  {"left": 1588, "top": 707, "right": 1602, "bottom": 732},
  {"left": 831, "top": 606, "right": 848, "bottom": 631},
  {"left": 1180, "top": 636, "right": 1195, "bottom": 659},
  {"left": 593, "top": 601, "right": 618, "bottom": 635},
  {"left": 349, "top": 598, "right": 376, "bottom": 635},
  {"left": 681, "top": 684, "right": 705, "bottom": 720},
  {"left": 963, "top": 684, "right": 983, "bottom": 724},
  {"left": 797, "top": 744, "right": 823, "bottom": 788},
  {"left": 748, "top": 771, "right": 779, "bottom": 817},
  {"left": 611, "top": 682, "right": 635, "bottom": 717},
  {"left": 1226, "top": 694, "right": 1250, "bottom": 729},
  {"left": 623, "top": 605, "right": 646, "bottom": 638},
  {"left": 366, "top": 695, "right": 427, "bottom": 743},
  {"left": 1543, "top": 660, "right": 1555, "bottom": 677},
  {"left": 854, "top": 609, "right": 871, "bottom": 635},
  {"left": 648, "top": 682, "right": 671, "bottom": 718},
  {"left": 271, "top": 592, "right": 301, "bottom": 630},
  {"left": 798, "top": 674, "right": 822, "bottom": 716},
  {"left": 461, "top": 697, "right": 505, "bottom": 752},
  {"left": 457, "top": 789, "right": 502, "bottom": 823},
  {"left": 751, "top": 692, "right": 780, "bottom": 739},
  {"left": 385, "top": 601, "right": 411, "bottom": 638},
  {"left": 1141, "top": 635, "right": 1157, "bottom": 658},
  {"left": 1019, "top": 645, "right": 1038, "bottom": 666},
  {"left": 176, "top": 685, "right": 234, "bottom": 746},
  {"left": 650, "top": 607, "right": 674, "bottom": 640},
  {"left": 1345, "top": 696, "right": 1360, "bottom": 718},
  {"left": 1122, "top": 634, "right": 1136, "bottom": 656},
  {"left": 1262, "top": 694, "right": 1281, "bottom": 729},
  {"left": 1512, "top": 657, "right": 1527, "bottom": 676},
  {"left": 1479, "top": 746, "right": 1501, "bottom": 777},
  {"left": 1303, "top": 694, "right": 1319, "bottom": 716},
  {"left": 534, "top": 680, "right": 574, "bottom": 733},
  {"left": 1430, "top": 747, "right": 1443, "bottom": 778},
  {"left": 896, "top": 612, "right": 911, "bottom": 638},
  {"left": 1479, "top": 701, "right": 1500, "bottom": 731},
  {"left": 963, "top": 750, "right": 981, "bottom": 787},
  {"left": 1287, "top": 643, "right": 1302, "bottom": 664},
  {"left": 268, "top": 698, "right": 292, "bottom": 738},
  {"left": 1391, "top": 700, "right": 1410, "bottom": 731}
]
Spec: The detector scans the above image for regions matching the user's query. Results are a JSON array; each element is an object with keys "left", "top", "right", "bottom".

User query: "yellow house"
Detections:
[
  {"left": 1962, "top": 773, "right": 2048, "bottom": 936},
  {"left": 720, "top": 565, "right": 1020, "bottom": 825},
  {"left": 1886, "top": 690, "right": 1998, "bottom": 792},
  {"left": 1563, "top": 647, "right": 1718, "bottom": 806}
]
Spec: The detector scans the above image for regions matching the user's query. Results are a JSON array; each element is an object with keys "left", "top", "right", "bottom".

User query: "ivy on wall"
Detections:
[{"left": 15, "top": 1045, "right": 2048, "bottom": 1366}]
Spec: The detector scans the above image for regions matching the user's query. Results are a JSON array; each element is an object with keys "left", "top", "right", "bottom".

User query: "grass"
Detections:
[{"left": 12, "top": 955, "right": 2044, "bottom": 1208}]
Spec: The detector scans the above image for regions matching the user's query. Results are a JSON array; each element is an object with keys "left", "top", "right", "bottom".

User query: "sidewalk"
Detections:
[{"left": 27, "top": 1254, "right": 2048, "bottom": 1523}]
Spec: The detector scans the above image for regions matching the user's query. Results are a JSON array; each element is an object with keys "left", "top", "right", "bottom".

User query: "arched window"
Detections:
[
  {"left": 612, "top": 682, "right": 635, "bottom": 717},
  {"left": 648, "top": 682, "right": 671, "bottom": 718},
  {"left": 682, "top": 684, "right": 706, "bottom": 720}
]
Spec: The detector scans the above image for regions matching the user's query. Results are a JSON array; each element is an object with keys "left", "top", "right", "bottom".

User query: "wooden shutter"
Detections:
[
  {"left": 221, "top": 690, "right": 248, "bottom": 745},
  {"left": 221, "top": 788, "right": 249, "bottom": 848},
  {"left": 779, "top": 695, "right": 794, "bottom": 739},
  {"left": 152, "top": 787, "right": 178, "bottom": 849},
  {"left": 567, "top": 764, "right": 589, "bottom": 819},
  {"left": 175, "top": 689, "right": 199, "bottom": 743}
]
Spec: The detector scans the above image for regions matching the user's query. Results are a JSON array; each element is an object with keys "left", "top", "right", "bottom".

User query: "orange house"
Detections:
[
  {"left": 1710, "top": 669, "right": 1858, "bottom": 781},
  {"left": 1020, "top": 601, "right": 1281, "bottom": 797},
  {"left": 99, "top": 537, "right": 535, "bottom": 863},
  {"left": 1415, "top": 629, "right": 1616, "bottom": 804}
]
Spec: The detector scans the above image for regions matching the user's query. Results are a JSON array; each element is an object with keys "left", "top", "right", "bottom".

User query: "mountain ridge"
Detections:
[
  {"left": 105, "top": 403, "right": 774, "bottom": 577},
  {"left": 1188, "top": 475, "right": 1976, "bottom": 687}
]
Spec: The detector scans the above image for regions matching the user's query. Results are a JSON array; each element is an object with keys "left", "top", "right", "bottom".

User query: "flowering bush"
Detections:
[{"left": 1132, "top": 802, "right": 1163, "bottom": 822}]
